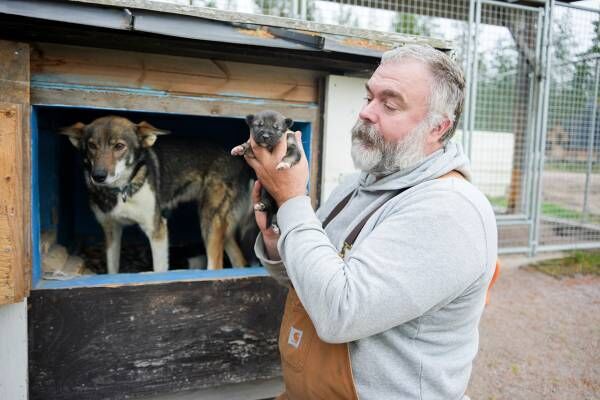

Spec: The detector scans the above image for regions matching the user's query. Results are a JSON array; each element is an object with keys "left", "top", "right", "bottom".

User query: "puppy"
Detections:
[
  {"left": 231, "top": 110, "right": 301, "bottom": 232},
  {"left": 60, "top": 115, "right": 253, "bottom": 273}
]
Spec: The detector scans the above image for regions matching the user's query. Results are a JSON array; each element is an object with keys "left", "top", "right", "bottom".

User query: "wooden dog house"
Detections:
[{"left": 0, "top": 1, "right": 449, "bottom": 398}]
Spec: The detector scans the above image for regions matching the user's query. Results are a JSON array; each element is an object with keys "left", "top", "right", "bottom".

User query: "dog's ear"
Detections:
[
  {"left": 245, "top": 114, "right": 255, "bottom": 126},
  {"left": 284, "top": 118, "right": 294, "bottom": 129},
  {"left": 59, "top": 122, "right": 86, "bottom": 149},
  {"left": 137, "top": 121, "right": 170, "bottom": 148}
]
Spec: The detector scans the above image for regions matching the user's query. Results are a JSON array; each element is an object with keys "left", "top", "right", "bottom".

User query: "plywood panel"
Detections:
[
  {"left": 31, "top": 43, "right": 321, "bottom": 103},
  {"left": 321, "top": 75, "right": 366, "bottom": 202}
]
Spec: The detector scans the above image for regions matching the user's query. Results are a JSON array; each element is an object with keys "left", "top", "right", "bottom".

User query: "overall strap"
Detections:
[{"left": 322, "top": 190, "right": 354, "bottom": 229}]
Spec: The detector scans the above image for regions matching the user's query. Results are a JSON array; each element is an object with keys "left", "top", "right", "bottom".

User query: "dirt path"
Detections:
[{"left": 467, "top": 265, "right": 600, "bottom": 400}]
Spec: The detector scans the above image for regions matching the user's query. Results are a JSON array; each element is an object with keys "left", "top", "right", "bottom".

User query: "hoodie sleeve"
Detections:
[
  {"left": 254, "top": 234, "right": 290, "bottom": 287},
  {"left": 276, "top": 187, "right": 494, "bottom": 344}
]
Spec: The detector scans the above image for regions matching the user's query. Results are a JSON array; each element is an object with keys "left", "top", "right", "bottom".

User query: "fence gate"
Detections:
[
  {"left": 462, "top": 0, "right": 545, "bottom": 254},
  {"left": 537, "top": 2, "right": 600, "bottom": 253}
]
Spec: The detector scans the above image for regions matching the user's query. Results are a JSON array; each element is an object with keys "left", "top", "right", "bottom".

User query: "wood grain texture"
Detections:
[
  {"left": 29, "top": 277, "right": 287, "bottom": 400},
  {"left": 0, "top": 40, "right": 31, "bottom": 305},
  {"left": 31, "top": 43, "right": 321, "bottom": 103},
  {"left": 0, "top": 104, "right": 26, "bottom": 305}
]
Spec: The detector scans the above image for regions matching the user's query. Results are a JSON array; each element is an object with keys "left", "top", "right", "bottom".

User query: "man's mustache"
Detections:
[{"left": 352, "top": 121, "right": 381, "bottom": 145}]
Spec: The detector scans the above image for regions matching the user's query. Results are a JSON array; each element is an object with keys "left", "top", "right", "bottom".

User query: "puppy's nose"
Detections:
[
  {"left": 261, "top": 134, "right": 270, "bottom": 141},
  {"left": 92, "top": 170, "right": 108, "bottom": 183}
]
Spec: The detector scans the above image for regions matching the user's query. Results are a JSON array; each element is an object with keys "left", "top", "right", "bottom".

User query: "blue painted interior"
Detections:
[{"left": 32, "top": 105, "right": 312, "bottom": 289}]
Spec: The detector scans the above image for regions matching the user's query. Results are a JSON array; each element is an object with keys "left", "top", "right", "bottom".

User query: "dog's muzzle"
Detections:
[{"left": 91, "top": 169, "right": 108, "bottom": 183}]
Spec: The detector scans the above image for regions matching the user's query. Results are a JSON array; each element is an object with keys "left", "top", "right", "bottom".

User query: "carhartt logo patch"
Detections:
[{"left": 288, "top": 326, "right": 303, "bottom": 349}]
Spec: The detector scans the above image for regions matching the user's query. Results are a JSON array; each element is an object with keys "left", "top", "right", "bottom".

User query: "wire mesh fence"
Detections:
[
  {"left": 152, "top": 0, "right": 599, "bottom": 254},
  {"left": 540, "top": 2, "right": 600, "bottom": 251}
]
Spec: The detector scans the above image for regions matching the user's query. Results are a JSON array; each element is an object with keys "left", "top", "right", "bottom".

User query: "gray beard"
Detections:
[{"left": 350, "top": 118, "right": 431, "bottom": 176}]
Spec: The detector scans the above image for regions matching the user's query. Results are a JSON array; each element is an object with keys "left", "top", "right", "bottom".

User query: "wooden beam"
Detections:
[{"left": 0, "top": 40, "right": 31, "bottom": 305}]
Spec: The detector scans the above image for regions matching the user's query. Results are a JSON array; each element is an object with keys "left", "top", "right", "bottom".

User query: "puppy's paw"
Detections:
[
  {"left": 231, "top": 145, "right": 245, "bottom": 156},
  {"left": 254, "top": 202, "right": 266, "bottom": 212},
  {"left": 276, "top": 161, "right": 291, "bottom": 170},
  {"left": 271, "top": 224, "right": 280, "bottom": 235}
]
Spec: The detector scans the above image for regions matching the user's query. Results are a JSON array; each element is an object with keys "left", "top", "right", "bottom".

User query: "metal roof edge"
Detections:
[{"left": 65, "top": 0, "right": 453, "bottom": 50}]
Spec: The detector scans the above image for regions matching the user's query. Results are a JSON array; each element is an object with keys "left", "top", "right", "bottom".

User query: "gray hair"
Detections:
[{"left": 381, "top": 44, "right": 465, "bottom": 143}]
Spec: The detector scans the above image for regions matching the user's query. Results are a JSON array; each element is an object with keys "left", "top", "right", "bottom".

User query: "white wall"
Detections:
[
  {"left": 455, "top": 130, "right": 515, "bottom": 198},
  {"left": 321, "top": 75, "right": 366, "bottom": 202},
  {"left": 0, "top": 300, "right": 28, "bottom": 400}
]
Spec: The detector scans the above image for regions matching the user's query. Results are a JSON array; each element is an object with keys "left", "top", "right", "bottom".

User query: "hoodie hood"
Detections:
[{"left": 358, "top": 141, "right": 472, "bottom": 191}]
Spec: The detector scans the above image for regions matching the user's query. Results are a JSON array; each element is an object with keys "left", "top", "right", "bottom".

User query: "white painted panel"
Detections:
[
  {"left": 0, "top": 300, "right": 28, "bottom": 400},
  {"left": 321, "top": 75, "right": 367, "bottom": 203},
  {"left": 454, "top": 130, "right": 515, "bottom": 197}
]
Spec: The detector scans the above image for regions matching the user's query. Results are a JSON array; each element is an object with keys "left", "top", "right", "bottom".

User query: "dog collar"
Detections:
[{"left": 111, "top": 156, "right": 147, "bottom": 202}]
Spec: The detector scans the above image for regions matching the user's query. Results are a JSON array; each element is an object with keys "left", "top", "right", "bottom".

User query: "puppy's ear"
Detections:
[
  {"left": 284, "top": 118, "right": 294, "bottom": 129},
  {"left": 137, "top": 121, "right": 170, "bottom": 148},
  {"left": 59, "top": 122, "right": 86, "bottom": 149},
  {"left": 245, "top": 114, "right": 255, "bottom": 126}
]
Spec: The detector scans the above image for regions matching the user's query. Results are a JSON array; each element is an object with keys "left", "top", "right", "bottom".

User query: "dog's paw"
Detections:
[
  {"left": 271, "top": 224, "right": 280, "bottom": 235},
  {"left": 231, "top": 145, "right": 245, "bottom": 156},
  {"left": 254, "top": 202, "right": 266, "bottom": 212},
  {"left": 276, "top": 161, "right": 291, "bottom": 170}
]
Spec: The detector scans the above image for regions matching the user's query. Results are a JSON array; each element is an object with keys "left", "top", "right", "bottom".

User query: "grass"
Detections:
[
  {"left": 530, "top": 250, "right": 600, "bottom": 278},
  {"left": 545, "top": 160, "right": 600, "bottom": 174},
  {"left": 487, "top": 197, "right": 600, "bottom": 225}
]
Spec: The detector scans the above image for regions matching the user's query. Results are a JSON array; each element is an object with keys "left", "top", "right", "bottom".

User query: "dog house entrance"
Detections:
[{"left": 32, "top": 106, "right": 312, "bottom": 289}]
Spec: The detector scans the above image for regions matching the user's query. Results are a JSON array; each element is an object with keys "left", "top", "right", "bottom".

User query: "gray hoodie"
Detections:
[{"left": 255, "top": 142, "right": 497, "bottom": 400}]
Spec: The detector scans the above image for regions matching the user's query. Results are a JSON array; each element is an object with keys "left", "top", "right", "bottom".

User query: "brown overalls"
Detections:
[{"left": 275, "top": 172, "right": 498, "bottom": 399}]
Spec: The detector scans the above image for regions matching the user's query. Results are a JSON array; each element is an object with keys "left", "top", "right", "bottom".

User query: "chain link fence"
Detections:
[{"left": 155, "top": 0, "right": 599, "bottom": 255}]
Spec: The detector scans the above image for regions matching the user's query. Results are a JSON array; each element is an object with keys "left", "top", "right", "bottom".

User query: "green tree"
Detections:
[{"left": 392, "top": 13, "right": 437, "bottom": 37}]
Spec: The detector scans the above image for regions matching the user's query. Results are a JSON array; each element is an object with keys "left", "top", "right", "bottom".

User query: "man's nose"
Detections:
[
  {"left": 358, "top": 101, "right": 377, "bottom": 124},
  {"left": 92, "top": 169, "right": 108, "bottom": 183}
]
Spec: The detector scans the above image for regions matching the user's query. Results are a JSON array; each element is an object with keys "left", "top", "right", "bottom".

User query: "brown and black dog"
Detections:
[{"left": 60, "top": 115, "right": 254, "bottom": 273}]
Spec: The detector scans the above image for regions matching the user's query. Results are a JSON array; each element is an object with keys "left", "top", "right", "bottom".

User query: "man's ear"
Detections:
[
  {"left": 137, "top": 121, "right": 170, "bottom": 148},
  {"left": 284, "top": 117, "right": 294, "bottom": 129},
  {"left": 428, "top": 118, "right": 453, "bottom": 144},
  {"left": 245, "top": 114, "right": 255, "bottom": 126},
  {"left": 59, "top": 122, "right": 86, "bottom": 149}
]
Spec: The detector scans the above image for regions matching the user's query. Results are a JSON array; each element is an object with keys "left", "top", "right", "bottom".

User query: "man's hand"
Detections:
[
  {"left": 244, "top": 131, "right": 309, "bottom": 207},
  {"left": 252, "top": 180, "right": 280, "bottom": 260}
]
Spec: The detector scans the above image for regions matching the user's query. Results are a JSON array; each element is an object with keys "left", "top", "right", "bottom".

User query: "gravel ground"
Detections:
[{"left": 467, "top": 258, "right": 600, "bottom": 400}]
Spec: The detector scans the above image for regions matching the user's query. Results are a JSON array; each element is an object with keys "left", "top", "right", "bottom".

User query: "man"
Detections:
[{"left": 244, "top": 44, "right": 497, "bottom": 400}]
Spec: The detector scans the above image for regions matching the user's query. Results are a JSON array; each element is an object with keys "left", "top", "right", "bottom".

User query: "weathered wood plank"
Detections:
[
  {"left": 31, "top": 43, "right": 322, "bottom": 103},
  {"left": 30, "top": 85, "right": 319, "bottom": 125},
  {"left": 0, "top": 104, "right": 26, "bottom": 305},
  {"left": 28, "top": 277, "right": 287, "bottom": 400},
  {"left": 0, "top": 40, "right": 30, "bottom": 306}
]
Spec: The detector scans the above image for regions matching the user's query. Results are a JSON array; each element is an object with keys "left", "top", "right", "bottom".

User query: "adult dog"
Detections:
[{"left": 60, "top": 115, "right": 253, "bottom": 273}]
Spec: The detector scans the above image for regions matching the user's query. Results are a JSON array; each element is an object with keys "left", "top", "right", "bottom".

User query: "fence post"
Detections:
[{"left": 528, "top": 0, "right": 554, "bottom": 256}]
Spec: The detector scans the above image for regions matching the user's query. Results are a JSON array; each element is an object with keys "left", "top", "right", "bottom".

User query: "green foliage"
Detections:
[{"left": 393, "top": 13, "right": 437, "bottom": 37}]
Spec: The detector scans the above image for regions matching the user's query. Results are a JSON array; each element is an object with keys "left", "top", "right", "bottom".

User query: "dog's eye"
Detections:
[
  {"left": 114, "top": 143, "right": 126, "bottom": 151},
  {"left": 258, "top": 121, "right": 264, "bottom": 127},
  {"left": 87, "top": 142, "right": 97, "bottom": 150}
]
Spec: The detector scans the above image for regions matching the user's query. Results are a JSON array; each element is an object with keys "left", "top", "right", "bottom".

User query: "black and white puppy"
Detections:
[{"left": 231, "top": 110, "right": 301, "bottom": 232}]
